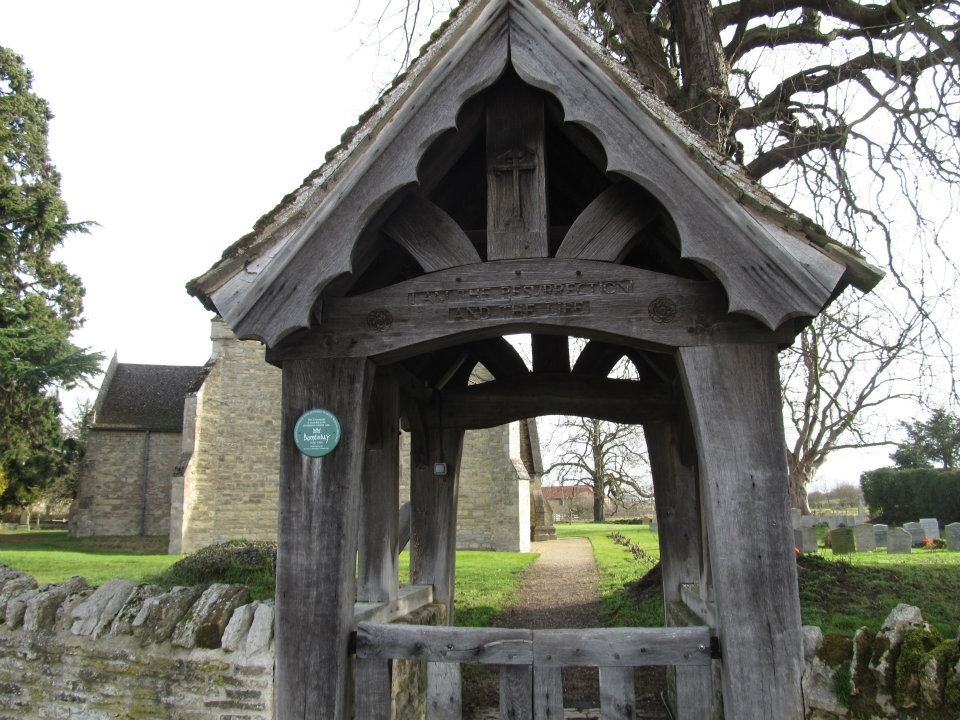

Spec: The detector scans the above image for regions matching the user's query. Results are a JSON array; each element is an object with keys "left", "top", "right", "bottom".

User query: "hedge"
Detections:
[{"left": 860, "top": 467, "right": 960, "bottom": 525}]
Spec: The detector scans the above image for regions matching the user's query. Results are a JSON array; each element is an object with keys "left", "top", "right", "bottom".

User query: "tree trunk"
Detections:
[
  {"left": 788, "top": 467, "right": 812, "bottom": 515},
  {"left": 18, "top": 507, "right": 31, "bottom": 528},
  {"left": 593, "top": 483, "right": 606, "bottom": 522}
]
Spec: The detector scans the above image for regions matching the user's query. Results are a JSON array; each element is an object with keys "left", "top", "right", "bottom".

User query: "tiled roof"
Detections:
[{"left": 94, "top": 364, "right": 207, "bottom": 432}]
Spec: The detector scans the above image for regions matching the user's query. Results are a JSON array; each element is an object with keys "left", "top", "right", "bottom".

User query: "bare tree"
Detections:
[{"left": 546, "top": 416, "right": 651, "bottom": 521}]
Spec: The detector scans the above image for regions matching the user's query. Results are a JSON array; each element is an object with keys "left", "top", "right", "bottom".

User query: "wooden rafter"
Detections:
[
  {"left": 382, "top": 194, "right": 482, "bottom": 272},
  {"left": 556, "top": 180, "right": 659, "bottom": 262}
]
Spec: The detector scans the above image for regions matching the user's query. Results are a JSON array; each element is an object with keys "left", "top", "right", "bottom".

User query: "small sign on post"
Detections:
[
  {"left": 294, "top": 409, "right": 342, "bottom": 457},
  {"left": 433, "top": 463, "right": 448, "bottom": 476}
]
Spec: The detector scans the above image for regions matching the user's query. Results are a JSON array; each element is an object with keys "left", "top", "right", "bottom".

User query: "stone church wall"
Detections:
[{"left": 72, "top": 430, "right": 178, "bottom": 538}]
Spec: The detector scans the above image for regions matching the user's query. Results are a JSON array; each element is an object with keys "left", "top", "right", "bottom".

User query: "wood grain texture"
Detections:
[
  {"left": 353, "top": 585, "right": 434, "bottom": 626},
  {"left": 486, "top": 77, "right": 548, "bottom": 260},
  {"left": 410, "top": 420, "right": 465, "bottom": 620},
  {"left": 268, "top": 259, "right": 793, "bottom": 363},
  {"left": 354, "top": 657, "right": 391, "bottom": 720},
  {"left": 427, "top": 662, "right": 463, "bottom": 720},
  {"left": 598, "top": 666, "right": 635, "bottom": 720},
  {"left": 509, "top": 0, "right": 843, "bottom": 328},
  {"left": 383, "top": 194, "right": 482, "bottom": 272},
  {"left": 210, "top": 1, "right": 510, "bottom": 345},
  {"left": 499, "top": 665, "right": 534, "bottom": 720},
  {"left": 275, "top": 357, "right": 375, "bottom": 720},
  {"left": 358, "top": 373, "right": 400, "bottom": 603},
  {"left": 678, "top": 343, "right": 804, "bottom": 719},
  {"left": 533, "top": 667, "right": 563, "bottom": 720},
  {"left": 556, "top": 180, "right": 657, "bottom": 261},
  {"left": 532, "top": 627, "right": 711, "bottom": 667},
  {"left": 440, "top": 374, "right": 675, "bottom": 429},
  {"left": 356, "top": 623, "right": 533, "bottom": 664}
]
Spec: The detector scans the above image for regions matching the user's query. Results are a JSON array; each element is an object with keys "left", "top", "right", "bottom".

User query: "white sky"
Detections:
[{"left": 4, "top": 1, "right": 906, "bottom": 490}]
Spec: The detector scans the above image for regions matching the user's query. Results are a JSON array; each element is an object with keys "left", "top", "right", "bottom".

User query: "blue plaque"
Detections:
[{"left": 294, "top": 409, "right": 342, "bottom": 457}]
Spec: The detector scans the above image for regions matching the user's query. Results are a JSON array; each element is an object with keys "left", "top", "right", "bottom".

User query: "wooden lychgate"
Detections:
[{"left": 188, "top": 1, "right": 881, "bottom": 718}]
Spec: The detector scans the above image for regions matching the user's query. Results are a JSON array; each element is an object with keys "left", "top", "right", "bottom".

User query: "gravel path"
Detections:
[{"left": 463, "top": 536, "right": 669, "bottom": 719}]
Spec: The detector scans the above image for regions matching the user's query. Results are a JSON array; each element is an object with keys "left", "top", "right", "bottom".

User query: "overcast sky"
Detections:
[{"left": 5, "top": 1, "right": 896, "bottom": 489}]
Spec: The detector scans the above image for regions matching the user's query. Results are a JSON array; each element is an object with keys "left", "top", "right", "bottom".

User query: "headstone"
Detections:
[
  {"left": 874, "top": 523, "right": 889, "bottom": 547},
  {"left": 887, "top": 527, "right": 912, "bottom": 554},
  {"left": 800, "top": 515, "right": 817, "bottom": 529},
  {"left": 946, "top": 523, "right": 960, "bottom": 551},
  {"left": 793, "top": 529, "right": 802, "bottom": 549},
  {"left": 791, "top": 508, "right": 802, "bottom": 529},
  {"left": 650, "top": 520, "right": 658, "bottom": 534},
  {"left": 903, "top": 521, "right": 925, "bottom": 546},
  {"left": 854, "top": 524, "right": 876, "bottom": 552},
  {"left": 831, "top": 526, "right": 856, "bottom": 555},
  {"left": 801, "top": 526, "right": 818, "bottom": 554},
  {"left": 919, "top": 518, "right": 940, "bottom": 541}
]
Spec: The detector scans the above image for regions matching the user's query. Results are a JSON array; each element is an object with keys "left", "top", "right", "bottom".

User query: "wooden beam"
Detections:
[
  {"left": 358, "top": 373, "right": 400, "bottom": 603},
  {"left": 556, "top": 180, "right": 658, "bottom": 262},
  {"left": 356, "top": 623, "right": 533, "bottom": 664},
  {"left": 571, "top": 340, "right": 626, "bottom": 377},
  {"left": 500, "top": 665, "right": 534, "bottom": 719},
  {"left": 353, "top": 584, "right": 434, "bottom": 626},
  {"left": 427, "top": 663, "right": 462, "bottom": 720},
  {"left": 275, "top": 357, "right": 375, "bottom": 720},
  {"left": 678, "top": 344, "right": 804, "bottom": 719},
  {"left": 382, "top": 194, "right": 481, "bottom": 272},
  {"left": 440, "top": 375, "right": 675, "bottom": 429},
  {"left": 486, "top": 75, "right": 548, "bottom": 260},
  {"left": 465, "top": 336, "right": 530, "bottom": 379},
  {"left": 599, "top": 666, "right": 636, "bottom": 720},
  {"left": 533, "top": 667, "right": 563, "bottom": 720},
  {"left": 410, "top": 417, "right": 465, "bottom": 621},
  {"left": 267, "top": 259, "right": 793, "bottom": 363},
  {"left": 532, "top": 334, "right": 569, "bottom": 374},
  {"left": 531, "top": 627, "right": 711, "bottom": 667}
]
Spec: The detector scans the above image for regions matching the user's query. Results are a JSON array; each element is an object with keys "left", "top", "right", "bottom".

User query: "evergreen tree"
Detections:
[
  {"left": 892, "top": 409, "right": 960, "bottom": 470},
  {"left": 0, "top": 46, "right": 101, "bottom": 518}
]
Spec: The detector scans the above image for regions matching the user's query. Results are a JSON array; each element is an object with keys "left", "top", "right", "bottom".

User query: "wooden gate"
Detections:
[{"left": 354, "top": 623, "right": 713, "bottom": 719}]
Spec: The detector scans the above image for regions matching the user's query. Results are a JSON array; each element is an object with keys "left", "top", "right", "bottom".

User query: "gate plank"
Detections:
[
  {"left": 354, "top": 656, "right": 391, "bottom": 720},
  {"left": 427, "top": 662, "right": 462, "bottom": 720},
  {"left": 533, "top": 627, "right": 711, "bottom": 667},
  {"left": 533, "top": 666, "right": 563, "bottom": 720},
  {"left": 599, "top": 666, "right": 635, "bottom": 720},
  {"left": 356, "top": 623, "right": 533, "bottom": 664},
  {"left": 500, "top": 665, "right": 533, "bottom": 720}
]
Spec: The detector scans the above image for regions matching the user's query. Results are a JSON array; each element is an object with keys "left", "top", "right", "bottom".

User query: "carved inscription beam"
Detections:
[
  {"left": 440, "top": 374, "right": 675, "bottom": 429},
  {"left": 267, "top": 259, "right": 794, "bottom": 363}
]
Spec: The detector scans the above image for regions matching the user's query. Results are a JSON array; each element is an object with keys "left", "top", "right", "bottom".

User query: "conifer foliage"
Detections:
[{"left": 0, "top": 47, "right": 100, "bottom": 514}]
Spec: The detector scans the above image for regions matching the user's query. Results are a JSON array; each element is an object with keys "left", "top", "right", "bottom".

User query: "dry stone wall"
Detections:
[{"left": 72, "top": 430, "right": 179, "bottom": 538}]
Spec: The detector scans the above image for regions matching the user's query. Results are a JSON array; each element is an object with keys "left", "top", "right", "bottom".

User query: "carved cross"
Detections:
[{"left": 493, "top": 148, "right": 537, "bottom": 219}]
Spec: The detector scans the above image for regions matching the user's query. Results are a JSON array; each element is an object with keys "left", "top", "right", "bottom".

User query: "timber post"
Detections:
[{"left": 275, "top": 357, "right": 375, "bottom": 720}]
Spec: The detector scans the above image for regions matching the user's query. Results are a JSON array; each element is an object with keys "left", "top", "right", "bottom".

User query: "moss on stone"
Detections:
[
  {"left": 895, "top": 627, "right": 943, "bottom": 708},
  {"left": 831, "top": 662, "right": 853, "bottom": 708},
  {"left": 819, "top": 634, "right": 854, "bottom": 668}
]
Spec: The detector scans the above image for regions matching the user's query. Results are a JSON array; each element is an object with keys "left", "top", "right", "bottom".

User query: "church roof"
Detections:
[
  {"left": 93, "top": 363, "right": 207, "bottom": 432},
  {"left": 188, "top": 0, "right": 882, "bottom": 346}
]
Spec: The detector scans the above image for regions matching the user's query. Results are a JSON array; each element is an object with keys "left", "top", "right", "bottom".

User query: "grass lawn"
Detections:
[
  {"left": 0, "top": 530, "right": 536, "bottom": 627},
  {"left": 555, "top": 522, "right": 662, "bottom": 627},
  {"left": 558, "top": 521, "right": 960, "bottom": 638},
  {"left": 0, "top": 530, "right": 180, "bottom": 586}
]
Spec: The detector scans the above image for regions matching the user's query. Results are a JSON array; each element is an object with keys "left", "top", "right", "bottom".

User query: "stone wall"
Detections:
[{"left": 72, "top": 430, "right": 179, "bottom": 538}]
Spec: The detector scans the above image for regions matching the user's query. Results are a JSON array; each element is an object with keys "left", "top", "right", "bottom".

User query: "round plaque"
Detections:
[{"left": 293, "top": 409, "right": 342, "bottom": 458}]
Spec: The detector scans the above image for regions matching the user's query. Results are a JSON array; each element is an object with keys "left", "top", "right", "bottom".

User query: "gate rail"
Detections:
[{"left": 354, "top": 623, "right": 713, "bottom": 719}]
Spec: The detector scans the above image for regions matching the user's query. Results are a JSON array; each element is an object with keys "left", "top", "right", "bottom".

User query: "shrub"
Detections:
[
  {"left": 860, "top": 468, "right": 960, "bottom": 525},
  {"left": 155, "top": 539, "right": 276, "bottom": 599}
]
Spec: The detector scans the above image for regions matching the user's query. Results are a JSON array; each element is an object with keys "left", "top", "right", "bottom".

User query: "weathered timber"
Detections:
[
  {"left": 355, "top": 657, "right": 391, "bottom": 720},
  {"left": 209, "top": 1, "right": 510, "bottom": 346},
  {"left": 353, "top": 584, "right": 434, "bottom": 626},
  {"left": 500, "top": 665, "right": 534, "bottom": 719},
  {"left": 427, "top": 662, "right": 462, "bottom": 720},
  {"left": 410, "top": 419, "right": 465, "bottom": 620},
  {"left": 383, "top": 194, "right": 482, "bottom": 272},
  {"left": 486, "top": 75, "right": 548, "bottom": 260},
  {"left": 465, "top": 336, "right": 530, "bottom": 379},
  {"left": 356, "top": 623, "right": 533, "bottom": 664},
  {"left": 509, "top": 0, "right": 845, "bottom": 328},
  {"left": 646, "top": 420, "right": 714, "bottom": 720},
  {"left": 532, "top": 627, "right": 711, "bottom": 667},
  {"left": 533, "top": 667, "right": 563, "bottom": 720},
  {"left": 275, "top": 357, "right": 374, "bottom": 720},
  {"left": 358, "top": 373, "right": 400, "bottom": 603},
  {"left": 417, "top": 99, "right": 485, "bottom": 195},
  {"left": 532, "top": 334, "right": 569, "bottom": 373},
  {"left": 556, "top": 180, "right": 658, "bottom": 262},
  {"left": 571, "top": 340, "right": 625, "bottom": 377},
  {"left": 268, "top": 259, "right": 795, "bottom": 363},
  {"left": 678, "top": 344, "right": 804, "bottom": 719},
  {"left": 439, "top": 375, "right": 675, "bottom": 429},
  {"left": 598, "top": 666, "right": 636, "bottom": 720}
]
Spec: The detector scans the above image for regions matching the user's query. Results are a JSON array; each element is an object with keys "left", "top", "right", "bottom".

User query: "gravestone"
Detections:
[
  {"left": 793, "top": 529, "right": 802, "bottom": 549},
  {"left": 791, "top": 508, "right": 802, "bottom": 530},
  {"left": 946, "top": 523, "right": 960, "bottom": 551},
  {"left": 831, "top": 526, "right": 856, "bottom": 555},
  {"left": 873, "top": 524, "right": 889, "bottom": 547},
  {"left": 800, "top": 516, "right": 817, "bottom": 529},
  {"left": 919, "top": 518, "right": 940, "bottom": 541},
  {"left": 650, "top": 520, "right": 658, "bottom": 534},
  {"left": 903, "top": 521, "right": 925, "bottom": 546},
  {"left": 801, "top": 526, "right": 818, "bottom": 554},
  {"left": 854, "top": 524, "right": 876, "bottom": 552},
  {"left": 887, "top": 527, "right": 912, "bottom": 554}
]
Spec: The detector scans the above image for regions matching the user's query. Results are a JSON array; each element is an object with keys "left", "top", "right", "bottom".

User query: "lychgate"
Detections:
[{"left": 188, "top": 1, "right": 881, "bottom": 718}]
